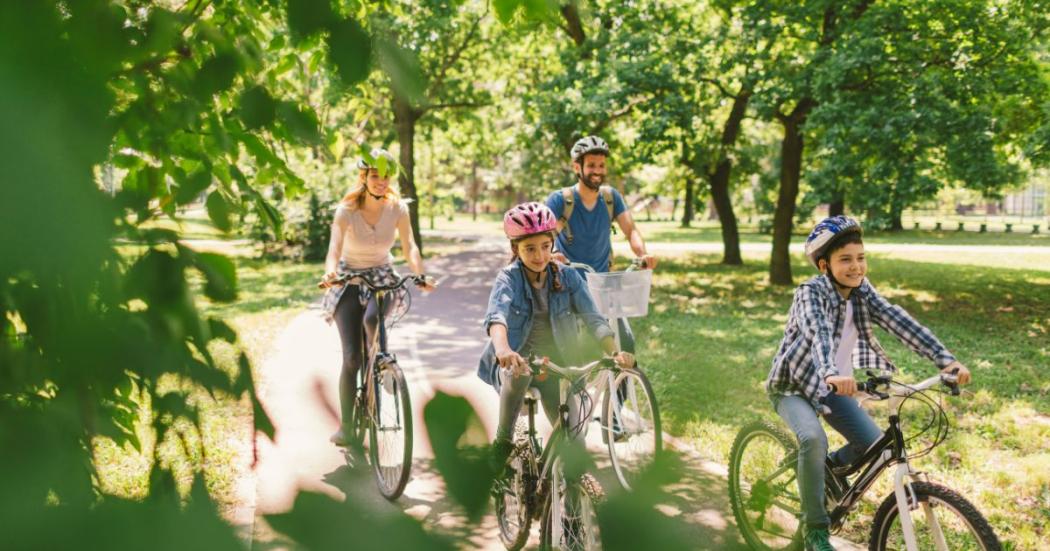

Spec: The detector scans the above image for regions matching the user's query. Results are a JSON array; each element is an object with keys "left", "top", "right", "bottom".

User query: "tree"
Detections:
[{"left": 368, "top": 0, "right": 496, "bottom": 251}]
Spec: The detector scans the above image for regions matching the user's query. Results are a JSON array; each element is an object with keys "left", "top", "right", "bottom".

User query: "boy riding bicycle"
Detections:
[{"left": 765, "top": 215, "right": 972, "bottom": 551}]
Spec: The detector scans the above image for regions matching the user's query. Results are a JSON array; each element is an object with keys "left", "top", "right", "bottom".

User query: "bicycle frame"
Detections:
[{"left": 824, "top": 372, "right": 958, "bottom": 551}]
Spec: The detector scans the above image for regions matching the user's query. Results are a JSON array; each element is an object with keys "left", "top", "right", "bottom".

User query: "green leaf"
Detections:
[
  {"left": 253, "top": 194, "right": 284, "bottom": 240},
  {"left": 239, "top": 86, "right": 277, "bottom": 130},
  {"left": 326, "top": 18, "right": 371, "bottom": 86},
  {"left": 192, "top": 252, "right": 238, "bottom": 302},
  {"left": 422, "top": 392, "right": 494, "bottom": 520},
  {"left": 375, "top": 36, "right": 426, "bottom": 106},
  {"left": 207, "top": 318, "right": 237, "bottom": 343},
  {"left": 285, "top": 0, "right": 336, "bottom": 41},
  {"left": 276, "top": 101, "right": 322, "bottom": 145},
  {"left": 194, "top": 52, "right": 240, "bottom": 100},
  {"left": 174, "top": 169, "right": 212, "bottom": 205},
  {"left": 493, "top": 0, "right": 521, "bottom": 24},
  {"left": 205, "top": 190, "right": 232, "bottom": 232}
]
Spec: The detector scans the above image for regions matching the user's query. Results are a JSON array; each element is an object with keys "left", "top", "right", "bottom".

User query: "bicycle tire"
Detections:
[
  {"left": 869, "top": 481, "right": 1001, "bottom": 551},
  {"left": 728, "top": 419, "right": 804, "bottom": 551},
  {"left": 540, "top": 458, "right": 603, "bottom": 550},
  {"left": 495, "top": 442, "right": 535, "bottom": 550},
  {"left": 601, "top": 367, "right": 662, "bottom": 490},
  {"left": 368, "top": 359, "right": 413, "bottom": 500}
]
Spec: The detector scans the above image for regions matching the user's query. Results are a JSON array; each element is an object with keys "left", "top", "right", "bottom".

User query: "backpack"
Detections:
[{"left": 558, "top": 185, "right": 618, "bottom": 268}]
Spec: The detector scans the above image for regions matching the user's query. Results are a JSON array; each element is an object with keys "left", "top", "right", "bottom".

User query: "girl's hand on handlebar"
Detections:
[
  {"left": 942, "top": 361, "right": 971, "bottom": 385},
  {"left": 552, "top": 252, "right": 569, "bottom": 264},
  {"left": 825, "top": 375, "right": 857, "bottom": 397},
  {"left": 496, "top": 347, "right": 529, "bottom": 377},
  {"left": 612, "top": 351, "right": 635, "bottom": 369}
]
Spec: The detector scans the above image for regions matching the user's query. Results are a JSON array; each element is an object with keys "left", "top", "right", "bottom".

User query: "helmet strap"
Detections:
[
  {"left": 366, "top": 190, "right": 385, "bottom": 201},
  {"left": 578, "top": 172, "right": 601, "bottom": 191},
  {"left": 520, "top": 259, "right": 547, "bottom": 284}
]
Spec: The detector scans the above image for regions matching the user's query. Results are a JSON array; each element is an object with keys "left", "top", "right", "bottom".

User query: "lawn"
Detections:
[{"left": 631, "top": 251, "right": 1050, "bottom": 548}]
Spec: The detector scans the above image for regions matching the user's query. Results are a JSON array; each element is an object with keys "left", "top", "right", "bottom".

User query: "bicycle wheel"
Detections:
[
  {"left": 869, "top": 481, "right": 1001, "bottom": 551},
  {"left": 728, "top": 420, "right": 804, "bottom": 551},
  {"left": 368, "top": 359, "right": 413, "bottom": 500},
  {"left": 494, "top": 442, "right": 534, "bottom": 550},
  {"left": 601, "top": 368, "right": 661, "bottom": 490},
  {"left": 541, "top": 457, "right": 603, "bottom": 551}
]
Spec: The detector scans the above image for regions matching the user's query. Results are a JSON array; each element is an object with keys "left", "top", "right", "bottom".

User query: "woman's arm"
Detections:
[
  {"left": 323, "top": 207, "right": 348, "bottom": 279},
  {"left": 396, "top": 207, "right": 434, "bottom": 290}
]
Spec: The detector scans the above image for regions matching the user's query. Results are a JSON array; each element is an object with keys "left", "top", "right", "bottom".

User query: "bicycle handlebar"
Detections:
[
  {"left": 565, "top": 257, "right": 647, "bottom": 273},
  {"left": 825, "top": 369, "right": 961, "bottom": 402},
  {"left": 527, "top": 355, "right": 616, "bottom": 382},
  {"left": 318, "top": 271, "right": 428, "bottom": 292}
]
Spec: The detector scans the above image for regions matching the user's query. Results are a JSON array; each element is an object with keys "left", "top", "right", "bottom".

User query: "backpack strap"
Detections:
[
  {"left": 559, "top": 186, "right": 575, "bottom": 244},
  {"left": 600, "top": 185, "right": 617, "bottom": 269}
]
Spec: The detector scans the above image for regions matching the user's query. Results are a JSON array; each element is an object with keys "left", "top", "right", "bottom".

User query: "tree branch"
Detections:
[
  {"left": 429, "top": 8, "right": 487, "bottom": 100},
  {"left": 698, "top": 77, "right": 737, "bottom": 100},
  {"left": 560, "top": 2, "right": 587, "bottom": 47}
]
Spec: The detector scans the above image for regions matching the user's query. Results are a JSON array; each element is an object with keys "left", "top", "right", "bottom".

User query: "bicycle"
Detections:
[
  {"left": 567, "top": 258, "right": 662, "bottom": 491},
  {"left": 493, "top": 355, "right": 622, "bottom": 551},
  {"left": 728, "top": 369, "right": 1001, "bottom": 551},
  {"left": 322, "top": 270, "right": 426, "bottom": 500}
]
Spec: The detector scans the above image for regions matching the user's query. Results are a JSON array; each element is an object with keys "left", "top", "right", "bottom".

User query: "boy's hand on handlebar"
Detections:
[
  {"left": 612, "top": 351, "right": 635, "bottom": 369},
  {"left": 942, "top": 361, "right": 971, "bottom": 385},
  {"left": 825, "top": 375, "right": 857, "bottom": 397},
  {"left": 495, "top": 347, "right": 529, "bottom": 377}
]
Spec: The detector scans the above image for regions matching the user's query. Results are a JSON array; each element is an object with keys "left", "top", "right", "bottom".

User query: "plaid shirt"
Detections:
[{"left": 766, "top": 274, "right": 956, "bottom": 409}]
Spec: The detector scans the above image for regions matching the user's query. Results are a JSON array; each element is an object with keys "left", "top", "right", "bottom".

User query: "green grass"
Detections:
[{"left": 631, "top": 252, "right": 1050, "bottom": 549}]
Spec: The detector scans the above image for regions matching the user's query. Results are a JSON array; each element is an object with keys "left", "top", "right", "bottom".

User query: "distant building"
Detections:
[{"left": 1002, "top": 183, "right": 1047, "bottom": 217}]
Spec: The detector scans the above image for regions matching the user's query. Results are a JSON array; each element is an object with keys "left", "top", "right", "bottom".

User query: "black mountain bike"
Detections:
[
  {"left": 493, "top": 356, "right": 617, "bottom": 551},
  {"left": 729, "top": 370, "right": 1000, "bottom": 551},
  {"left": 327, "top": 270, "right": 425, "bottom": 500}
]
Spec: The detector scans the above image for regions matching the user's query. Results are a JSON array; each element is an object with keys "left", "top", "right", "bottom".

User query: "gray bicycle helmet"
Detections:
[
  {"left": 356, "top": 147, "right": 399, "bottom": 177},
  {"left": 570, "top": 136, "right": 610, "bottom": 163}
]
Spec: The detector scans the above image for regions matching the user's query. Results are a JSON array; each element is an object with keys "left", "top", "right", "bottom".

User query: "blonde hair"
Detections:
[{"left": 341, "top": 168, "right": 402, "bottom": 209}]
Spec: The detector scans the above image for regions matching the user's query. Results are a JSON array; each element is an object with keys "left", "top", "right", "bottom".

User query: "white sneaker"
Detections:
[{"left": 330, "top": 428, "right": 350, "bottom": 446}]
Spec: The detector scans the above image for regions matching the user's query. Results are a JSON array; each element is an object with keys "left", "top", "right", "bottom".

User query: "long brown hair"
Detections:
[
  {"left": 341, "top": 169, "right": 402, "bottom": 210},
  {"left": 509, "top": 231, "right": 563, "bottom": 292}
]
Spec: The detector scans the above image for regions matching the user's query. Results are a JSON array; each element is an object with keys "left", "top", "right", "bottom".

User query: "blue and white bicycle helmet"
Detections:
[
  {"left": 570, "top": 136, "right": 610, "bottom": 163},
  {"left": 804, "top": 215, "right": 862, "bottom": 269}
]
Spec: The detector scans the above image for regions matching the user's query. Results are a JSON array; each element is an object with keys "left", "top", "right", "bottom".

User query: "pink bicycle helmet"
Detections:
[{"left": 503, "top": 202, "right": 558, "bottom": 240}]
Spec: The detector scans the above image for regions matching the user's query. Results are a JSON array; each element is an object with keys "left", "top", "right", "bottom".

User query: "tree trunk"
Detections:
[
  {"left": 394, "top": 96, "right": 423, "bottom": 252},
  {"left": 470, "top": 160, "right": 479, "bottom": 221},
  {"left": 671, "top": 198, "right": 678, "bottom": 221},
  {"left": 770, "top": 106, "right": 811, "bottom": 285},
  {"left": 681, "top": 176, "right": 695, "bottom": 228},
  {"left": 707, "top": 91, "right": 750, "bottom": 266},
  {"left": 890, "top": 205, "right": 904, "bottom": 231},
  {"left": 828, "top": 198, "right": 844, "bottom": 217}
]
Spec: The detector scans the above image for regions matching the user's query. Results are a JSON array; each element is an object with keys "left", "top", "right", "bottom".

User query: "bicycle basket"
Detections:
[{"left": 584, "top": 270, "right": 652, "bottom": 318}]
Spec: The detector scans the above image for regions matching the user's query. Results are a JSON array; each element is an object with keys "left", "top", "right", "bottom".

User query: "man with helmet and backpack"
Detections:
[
  {"left": 478, "top": 202, "right": 635, "bottom": 464},
  {"left": 765, "top": 215, "right": 972, "bottom": 551},
  {"left": 546, "top": 135, "right": 656, "bottom": 353}
]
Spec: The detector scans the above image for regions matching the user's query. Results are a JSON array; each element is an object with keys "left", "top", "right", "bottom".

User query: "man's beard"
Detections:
[{"left": 578, "top": 171, "right": 604, "bottom": 190}]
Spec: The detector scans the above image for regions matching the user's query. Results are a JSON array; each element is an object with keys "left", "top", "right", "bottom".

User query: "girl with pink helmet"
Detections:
[{"left": 478, "top": 202, "right": 635, "bottom": 466}]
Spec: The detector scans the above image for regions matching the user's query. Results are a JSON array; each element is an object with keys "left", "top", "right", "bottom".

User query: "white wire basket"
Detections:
[{"left": 584, "top": 270, "right": 653, "bottom": 318}]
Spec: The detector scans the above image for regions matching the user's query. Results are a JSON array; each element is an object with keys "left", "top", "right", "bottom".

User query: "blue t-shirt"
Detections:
[{"left": 546, "top": 186, "right": 627, "bottom": 273}]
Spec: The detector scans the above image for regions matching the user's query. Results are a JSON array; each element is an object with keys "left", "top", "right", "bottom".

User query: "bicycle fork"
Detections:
[{"left": 892, "top": 458, "right": 952, "bottom": 551}]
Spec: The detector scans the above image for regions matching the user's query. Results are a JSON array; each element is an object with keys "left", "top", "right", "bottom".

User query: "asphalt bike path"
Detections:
[{"left": 245, "top": 237, "right": 862, "bottom": 550}]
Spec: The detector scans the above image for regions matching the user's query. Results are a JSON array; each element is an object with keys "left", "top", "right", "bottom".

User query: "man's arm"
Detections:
[{"left": 615, "top": 210, "right": 657, "bottom": 269}]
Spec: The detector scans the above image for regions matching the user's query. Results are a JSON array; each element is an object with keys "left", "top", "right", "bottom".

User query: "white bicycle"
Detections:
[{"left": 567, "top": 259, "right": 662, "bottom": 491}]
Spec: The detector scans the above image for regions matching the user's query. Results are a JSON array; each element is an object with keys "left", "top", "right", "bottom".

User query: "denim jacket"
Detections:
[
  {"left": 766, "top": 274, "right": 956, "bottom": 410},
  {"left": 477, "top": 260, "right": 615, "bottom": 386}
]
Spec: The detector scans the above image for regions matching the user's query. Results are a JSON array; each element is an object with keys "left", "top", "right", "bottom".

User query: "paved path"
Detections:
[{"left": 245, "top": 238, "right": 861, "bottom": 550}]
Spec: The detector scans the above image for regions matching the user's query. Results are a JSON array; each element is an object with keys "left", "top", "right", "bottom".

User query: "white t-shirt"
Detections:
[
  {"left": 835, "top": 300, "right": 859, "bottom": 377},
  {"left": 334, "top": 200, "right": 407, "bottom": 269}
]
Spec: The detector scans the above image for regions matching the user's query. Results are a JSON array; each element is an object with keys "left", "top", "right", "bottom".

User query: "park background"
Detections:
[{"left": 2, "top": 0, "right": 1049, "bottom": 549}]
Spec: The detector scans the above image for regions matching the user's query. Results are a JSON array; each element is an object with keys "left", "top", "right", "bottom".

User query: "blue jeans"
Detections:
[{"left": 774, "top": 394, "right": 883, "bottom": 528}]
